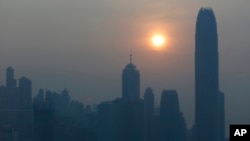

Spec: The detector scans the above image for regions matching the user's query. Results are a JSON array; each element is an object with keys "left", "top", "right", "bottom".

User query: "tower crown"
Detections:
[
  {"left": 196, "top": 7, "right": 218, "bottom": 53},
  {"left": 124, "top": 52, "right": 138, "bottom": 72},
  {"left": 197, "top": 7, "right": 215, "bottom": 19},
  {"left": 196, "top": 8, "right": 217, "bottom": 35}
]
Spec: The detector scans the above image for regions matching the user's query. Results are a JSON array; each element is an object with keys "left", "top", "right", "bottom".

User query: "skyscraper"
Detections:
[
  {"left": 114, "top": 54, "right": 144, "bottom": 141},
  {"left": 144, "top": 87, "right": 154, "bottom": 141},
  {"left": 19, "top": 77, "right": 32, "bottom": 109},
  {"left": 6, "top": 66, "right": 17, "bottom": 89},
  {"left": 144, "top": 87, "right": 154, "bottom": 118},
  {"left": 0, "top": 67, "right": 33, "bottom": 141},
  {"left": 159, "top": 90, "right": 186, "bottom": 141},
  {"left": 195, "top": 8, "right": 224, "bottom": 141},
  {"left": 122, "top": 53, "right": 140, "bottom": 101}
]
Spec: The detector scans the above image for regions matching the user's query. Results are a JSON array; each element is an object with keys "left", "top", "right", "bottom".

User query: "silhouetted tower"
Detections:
[
  {"left": 144, "top": 87, "right": 154, "bottom": 141},
  {"left": 144, "top": 87, "right": 154, "bottom": 118},
  {"left": 160, "top": 90, "right": 180, "bottom": 117},
  {"left": 195, "top": 8, "right": 224, "bottom": 141},
  {"left": 122, "top": 53, "right": 140, "bottom": 101},
  {"left": 6, "top": 66, "right": 16, "bottom": 88},
  {"left": 159, "top": 90, "right": 186, "bottom": 141},
  {"left": 114, "top": 54, "right": 144, "bottom": 141},
  {"left": 19, "top": 77, "right": 32, "bottom": 109}
]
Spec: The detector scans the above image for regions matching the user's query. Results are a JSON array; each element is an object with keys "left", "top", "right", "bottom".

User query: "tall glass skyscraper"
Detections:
[{"left": 195, "top": 8, "right": 224, "bottom": 141}]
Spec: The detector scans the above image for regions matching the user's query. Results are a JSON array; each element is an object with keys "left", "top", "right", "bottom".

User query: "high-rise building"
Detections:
[
  {"left": 19, "top": 77, "right": 32, "bottom": 109},
  {"left": 0, "top": 67, "right": 33, "bottom": 141},
  {"left": 159, "top": 90, "right": 186, "bottom": 141},
  {"left": 122, "top": 53, "right": 140, "bottom": 101},
  {"left": 144, "top": 87, "right": 154, "bottom": 117},
  {"left": 144, "top": 87, "right": 154, "bottom": 141},
  {"left": 113, "top": 54, "right": 144, "bottom": 141},
  {"left": 6, "top": 66, "right": 16, "bottom": 89},
  {"left": 160, "top": 90, "right": 180, "bottom": 117},
  {"left": 195, "top": 8, "right": 224, "bottom": 141}
]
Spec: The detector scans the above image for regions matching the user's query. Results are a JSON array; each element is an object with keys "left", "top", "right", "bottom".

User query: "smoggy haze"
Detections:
[{"left": 0, "top": 0, "right": 250, "bottom": 128}]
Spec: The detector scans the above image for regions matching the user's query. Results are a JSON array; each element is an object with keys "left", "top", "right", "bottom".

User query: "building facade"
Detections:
[{"left": 195, "top": 8, "right": 225, "bottom": 141}]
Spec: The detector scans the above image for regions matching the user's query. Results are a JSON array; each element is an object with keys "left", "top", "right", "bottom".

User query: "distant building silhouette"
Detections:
[
  {"left": 19, "top": 77, "right": 32, "bottom": 109},
  {"left": 6, "top": 66, "right": 17, "bottom": 89},
  {"left": 122, "top": 53, "right": 140, "bottom": 101},
  {"left": 113, "top": 54, "right": 144, "bottom": 141},
  {"left": 195, "top": 8, "right": 225, "bottom": 141},
  {"left": 33, "top": 89, "right": 96, "bottom": 141},
  {"left": 33, "top": 89, "right": 54, "bottom": 141},
  {"left": 144, "top": 87, "right": 154, "bottom": 141},
  {"left": 159, "top": 90, "right": 186, "bottom": 141},
  {"left": 144, "top": 87, "right": 154, "bottom": 119},
  {"left": 0, "top": 67, "right": 33, "bottom": 141}
]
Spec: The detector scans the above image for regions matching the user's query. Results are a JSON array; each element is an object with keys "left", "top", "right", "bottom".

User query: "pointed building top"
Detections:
[
  {"left": 129, "top": 50, "right": 132, "bottom": 64},
  {"left": 124, "top": 50, "right": 138, "bottom": 71}
]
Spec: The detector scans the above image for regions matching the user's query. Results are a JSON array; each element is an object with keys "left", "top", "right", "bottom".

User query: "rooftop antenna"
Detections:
[{"left": 130, "top": 49, "right": 133, "bottom": 64}]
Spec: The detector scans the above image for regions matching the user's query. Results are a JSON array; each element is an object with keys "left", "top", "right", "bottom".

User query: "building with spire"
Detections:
[
  {"left": 122, "top": 52, "right": 140, "bottom": 101},
  {"left": 111, "top": 53, "right": 144, "bottom": 141}
]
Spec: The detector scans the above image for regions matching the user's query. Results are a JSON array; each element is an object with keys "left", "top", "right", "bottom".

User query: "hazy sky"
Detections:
[{"left": 0, "top": 0, "right": 250, "bottom": 129}]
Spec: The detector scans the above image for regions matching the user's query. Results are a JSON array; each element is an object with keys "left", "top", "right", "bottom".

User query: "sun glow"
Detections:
[{"left": 151, "top": 34, "right": 167, "bottom": 50}]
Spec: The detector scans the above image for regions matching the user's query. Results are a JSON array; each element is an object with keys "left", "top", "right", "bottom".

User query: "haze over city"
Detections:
[{"left": 0, "top": 0, "right": 249, "bottom": 130}]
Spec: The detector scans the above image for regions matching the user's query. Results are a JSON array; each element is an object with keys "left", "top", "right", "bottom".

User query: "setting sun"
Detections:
[{"left": 151, "top": 35, "right": 166, "bottom": 48}]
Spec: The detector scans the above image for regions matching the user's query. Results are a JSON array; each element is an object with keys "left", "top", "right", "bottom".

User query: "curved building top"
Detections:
[
  {"left": 196, "top": 7, "right": 217, "bottom": 34},
  {"left": 197, "top": 7, "right": 216, "bottom": 21},
  {"left": 124, "top": 63, "right": 138, "bottom": 71},
  {"left": 195, "top": 7, "right": 218, "bottom": 52}
]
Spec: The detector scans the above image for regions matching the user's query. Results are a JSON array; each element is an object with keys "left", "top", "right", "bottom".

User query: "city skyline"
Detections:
[{"left": 0, "top": 0, "right": 250, "bottom": 131}]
